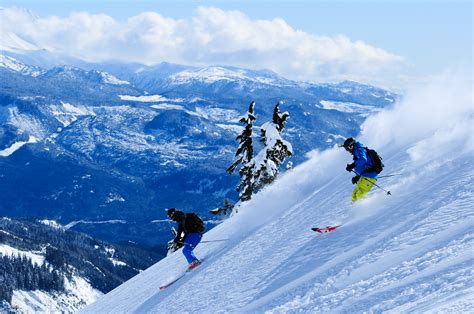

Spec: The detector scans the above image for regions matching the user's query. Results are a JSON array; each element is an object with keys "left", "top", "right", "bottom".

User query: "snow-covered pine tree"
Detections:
[
  {"left": 252, "top": 103, "right": 293, "bottom": 190},
  {"left": 227, "top": 101, "right": 257, "bottom": 202},
  {"left": 221, "top": 199, "right": 234, "bottom": 215},
  {"left": 210, "top": 199, "right": 234, "bottom": 216}
]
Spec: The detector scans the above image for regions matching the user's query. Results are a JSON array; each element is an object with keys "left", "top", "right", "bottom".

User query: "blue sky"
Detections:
[{"left": 2, "top": 0, "right": 472, "bottom": 87}]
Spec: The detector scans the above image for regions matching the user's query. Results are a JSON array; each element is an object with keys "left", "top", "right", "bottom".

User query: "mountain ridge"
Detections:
[{"left": 0, "top": 53, "right": 396, "bottom": 250}]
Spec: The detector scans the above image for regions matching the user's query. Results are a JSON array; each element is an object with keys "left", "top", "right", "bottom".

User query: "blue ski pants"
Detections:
[{"left": 183, "top": 233, "right": 202, "bottom": 264}]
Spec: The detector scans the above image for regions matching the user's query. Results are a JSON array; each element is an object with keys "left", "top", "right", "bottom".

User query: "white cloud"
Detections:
[{"left": 1, "top": 6, "right": 405, "bottom": 84}]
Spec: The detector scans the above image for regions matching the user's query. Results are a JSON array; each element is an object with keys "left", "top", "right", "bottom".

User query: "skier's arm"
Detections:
[{"left": 174, "top": 223, "right": 185, "bottom": 243}]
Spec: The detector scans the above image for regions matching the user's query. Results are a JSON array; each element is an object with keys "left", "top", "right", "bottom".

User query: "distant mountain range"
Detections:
[{"left": 0, "top": 50, "right": 398, "bottom": 250}]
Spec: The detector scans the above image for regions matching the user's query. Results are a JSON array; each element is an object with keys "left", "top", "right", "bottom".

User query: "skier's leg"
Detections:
[
  {"left": 182, "top": 245, "right": 196, "bottom": 264},
  {"left": 182, "top": 233, "right": 202, "bottom": 264},
  {"left": 352, "top": 177, "right": 376, "bottom": 202},
  {"left": 351, "top": 183, "right": 363, "bottom": 203}
]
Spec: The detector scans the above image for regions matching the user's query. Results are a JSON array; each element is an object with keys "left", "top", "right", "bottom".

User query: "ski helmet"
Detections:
[
  {"left": 167, "top": 208, "right": 184, "bottom": 221},
  {"left": 343, "top": 137, "right": 356, "bottom": 152},
  {"left": 167, "top": 208, "right": 177, "bottom": 219}
]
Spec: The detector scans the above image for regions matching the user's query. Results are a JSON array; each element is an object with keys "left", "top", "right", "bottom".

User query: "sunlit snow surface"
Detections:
[
  {"left": 319, "top": 100, "right": 382, "bottom": 116},
  {"left": 12, "top": 275, "right": 102, "bottom": 313},
  {"left": 84, "top": 70, "right": 473, "bottom": 313},
  {"left": 99, "top": 72, "right": 130, "bottom": 85},
  {"left": 169, "top": 66, "right": 286, "bottom": 85},
  {"left": 0, "top": 136, "right": 37, "bottom": 157},
  {"left": 0, "top": 54, "right": 43, "bottom": 76},
  {"left": 0, "top": 244, "right": 45, "bottom": 266}
]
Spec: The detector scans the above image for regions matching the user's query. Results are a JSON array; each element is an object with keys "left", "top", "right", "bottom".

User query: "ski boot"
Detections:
[{"left": 187, "top": 259, "right": 201, "bottom": 271}]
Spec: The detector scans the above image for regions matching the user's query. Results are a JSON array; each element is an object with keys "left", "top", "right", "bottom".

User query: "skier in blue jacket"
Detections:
[{"left": 343, "top": 138, "right": 378, "bottom": 202}]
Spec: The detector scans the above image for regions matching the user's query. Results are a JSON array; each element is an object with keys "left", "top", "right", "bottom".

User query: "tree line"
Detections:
[{"left": 0, "top": 255, "right": 65, "bottom": 303}]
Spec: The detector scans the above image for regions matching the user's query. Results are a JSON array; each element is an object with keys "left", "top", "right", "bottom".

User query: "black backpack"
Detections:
[
  {"left": 365, "top": 148, "right": 384, "bottom": 174},
  {"left": 184, "top": 213, "right": 205, "bottom": 233}
]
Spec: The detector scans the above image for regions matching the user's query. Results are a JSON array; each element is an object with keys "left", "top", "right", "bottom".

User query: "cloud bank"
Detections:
[{"left": 1, "top": 6, "right": 405, "bottom": 84}]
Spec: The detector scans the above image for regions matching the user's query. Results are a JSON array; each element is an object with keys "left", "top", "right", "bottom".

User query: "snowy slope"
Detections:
[
  {"left": 169, "top": 66, "right": 290, "bottom": 86},
  {"left": 11, "top": 276, "right": 102, "bottom": 313},
  {"left": 0, "top": 54, "right": 43, "bottom": 76},
  {"left": 85, "top": 70, "right": 473, "bottom": 313},
  {"left": 0, "top": 29, "right": 39, "bottom": 52},
  {"left": 0, "top": 135, "right": 38, "bottom": 157}
]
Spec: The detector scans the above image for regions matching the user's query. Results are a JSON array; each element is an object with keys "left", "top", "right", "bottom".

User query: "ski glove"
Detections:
[
  {"left": 352, "top": 175, "right": 360, "bottom": 184},
  {"left": 173, "top": 235, "right": 184, "bottom": 245},
  {"left": 167, "top": 241, "right": 179, "bottom": 253},
  {"left": 346, "top": 163, "right": 355, "bottom": 172}
]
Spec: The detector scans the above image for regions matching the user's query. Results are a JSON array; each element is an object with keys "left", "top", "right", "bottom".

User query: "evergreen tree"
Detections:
[
  {"left": 221, "top": 199, "right": 234, "bottom": 215},
  {"left": 209, "top": 199, "right": 234, "bottom": 216},
  {"left": 45, "top": 246, "right": 66, "bottom": 269},
  {"left": 227, "top": 101, "right": 257, "bottom": 203},
  {"left": 252, "top": 103, "right": 293, "bottom": 190}
]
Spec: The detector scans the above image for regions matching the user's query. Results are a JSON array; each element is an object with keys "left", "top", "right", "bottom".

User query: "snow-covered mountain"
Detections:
[
  {"left": 84, "top": 72, "right": 473, "bottom": 312},
  {"left": 0, "top": 54, "right": 44, "bottom": 77},
  {"left": 0, "top": 217, "right": 160, "bottom": 312},
  {"left": 168, "top": 66, "right": 292, "bottom": 86},
  {"left": 0, "top": 56, "right": 129, "bottom": 86},
  {"left": 0, "top": 24, "right": 39, "bottom": 53},
  {"left": 41, "top": 66, "right": 130, "bottom": 85},
  {"left": 0, "top": 53, "right": 396, "bottom": 250}
]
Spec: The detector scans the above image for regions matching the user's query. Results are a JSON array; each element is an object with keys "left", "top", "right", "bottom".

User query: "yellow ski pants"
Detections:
[{"left": 352, "top": 176, "right": 377, "bottom": 203}]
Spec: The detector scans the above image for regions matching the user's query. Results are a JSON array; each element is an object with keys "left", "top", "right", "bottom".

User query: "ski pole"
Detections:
[
  {"left": 200, "top": 239, "right": 229, "bottom": 243},
  {"left": 352, "top": 170, "right": 392, "bottom": 195},
  {"left": 176, "top": 239, "right": 229, "bottom": 246},
  {"left": 377, "top": 173, "right": 401, "bottom": 179}
]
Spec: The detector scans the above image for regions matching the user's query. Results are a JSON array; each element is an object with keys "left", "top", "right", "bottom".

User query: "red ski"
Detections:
[
  {"left": 311, "top": 225, "right": 341, "bottom": 233},
  {"left": 159, "top": 273, "right": 186, "bottom": 290},
  {"left": 159, "top": 260, "right": 203, "bottom": 291}
]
